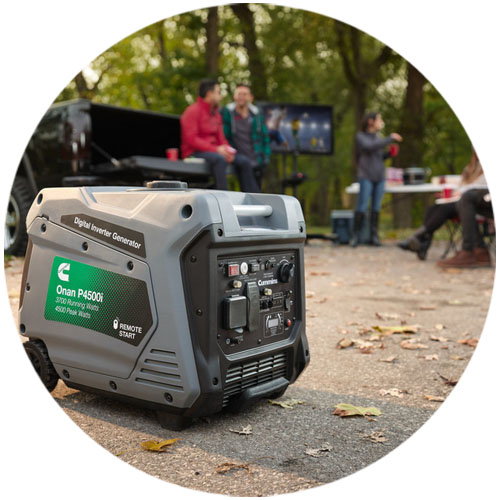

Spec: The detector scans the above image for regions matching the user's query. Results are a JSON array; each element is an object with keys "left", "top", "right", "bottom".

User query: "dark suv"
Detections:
[{"left": 6, "top": 99, "right": 214, "bottom": 255}]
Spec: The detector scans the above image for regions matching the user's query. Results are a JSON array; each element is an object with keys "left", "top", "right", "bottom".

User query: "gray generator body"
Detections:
[{"left": 19, "top": 182, "right": 309, "bottom": 428}]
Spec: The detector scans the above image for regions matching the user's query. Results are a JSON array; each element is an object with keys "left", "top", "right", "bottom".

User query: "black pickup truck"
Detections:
[{"left": 6, "top": 99, "right": 220, "bottom": 255}]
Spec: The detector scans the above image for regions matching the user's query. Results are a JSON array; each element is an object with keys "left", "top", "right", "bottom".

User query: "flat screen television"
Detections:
[{"left": 258, "top": 103, "right": 333, "bottom": 155}]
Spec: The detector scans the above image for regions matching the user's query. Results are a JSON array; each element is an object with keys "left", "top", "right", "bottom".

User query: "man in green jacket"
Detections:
[{"left": 221, "top": 83, "right": 271, "bottom": 189}]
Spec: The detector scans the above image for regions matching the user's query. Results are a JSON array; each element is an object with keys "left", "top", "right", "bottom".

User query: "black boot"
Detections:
[
  {"left": 350, "top": 211, "right": 364, "bottom": 247},
  {"left": 398, "top": 226, "right": 432, "bottom": 260},
  {"left": 398, "top": 226, "right": 427, "bottom": 252},
  {"left": 370, "top": 211, "right": 381, "bottom": 246}
]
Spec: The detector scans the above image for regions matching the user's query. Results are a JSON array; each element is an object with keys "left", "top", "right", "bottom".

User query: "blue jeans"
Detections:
[
  {"left": 356, "top": 178, "right": 385, "bottom": 213},
  {"left": 191, "top": 152, "right": 260, "bottom": 192}
]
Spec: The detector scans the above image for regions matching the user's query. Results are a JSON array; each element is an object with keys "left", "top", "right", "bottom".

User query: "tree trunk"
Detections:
[
  {"left": 205, "top": 7, "right": 220, "bottom": 77},
  {"left": 397, "top": 62, "right": 426, "bottom": 168},
  {"left": 74, "top": 71, "right": 93, "bottom": 99},
  {"left": 230, "top": 3, "right": 268, "bottom": 100}
]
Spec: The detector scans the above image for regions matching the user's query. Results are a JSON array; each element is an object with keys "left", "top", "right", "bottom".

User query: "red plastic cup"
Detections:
[
  {"left": 443, "top": 188, "right": 452, "bottom": 198},
  {"left": 166, "top": 148, "right": 179, "bottom": 161}
]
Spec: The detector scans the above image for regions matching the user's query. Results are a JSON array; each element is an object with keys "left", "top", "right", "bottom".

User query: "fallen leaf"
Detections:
[
  {"left": 305, "top": 291, "right": 316, "bottom": 298},
  {"left": 229, "top": 425, "right": 253, "bottom": 435},
  {"left": 347, "top": 321, "right": 360, "bottom": 326},
  {"left": 430, "top": 335, "right": 448, "bottom": 342},
  {"left": 457, "top": 338, "right": 479, "bottom": 348},
  {"left": 362, "top": 430, "right": 387, "bottom": 443},
  {"left": 304, "top": 442, "right": 333, "bottom": 457},
  {"left": 375, "top": 312, "right": 400, "bottom": 321},
  {"left": 379, "top": 388, "right": 406, "bottom": 398},
  {"left": 451, "top": 355, "right": 465, "bottom": 361},
  {"left": 447, "top": 299, "right": 463, "bottom": 305},
  {"left": 422, "top": 354, "right": 439, "bottom": 361},
  {"left": 438, "top": 373, "right": 458, "bottom": 386},
  {"left": 419, "top": 305, "right": 436, "bottom": 311},
  {"left": 216, "top": 462, "right": 251, "bottom": 474},
  {"left": 269, "top": 399, "right": 305, "bottom": 409},
  {"left": 316, "top": 297, "right": 328, "bottom": 304},
  {"left": 424, "top": 395, "right": 445, "bottom": 402},
  {"left": 333, "top": 403, "right": 382, "bottom": 418},
  {"left": 435, "top": 324, "right": 445, "bottom": 330},
  {"left": 141, "top": 438, "right": 179, "bottom": 452},
  {"left": 336, "top": 338, "right": 353, "bottom": 349},
  {"left": 442, "top": 268, "right": 463, "bottom": 274},
  {"left": 373, "top": 325, "right": 419, "bottom": 336},
  {"left": 380, "top": 356, "right": 397, "bottom": 363},
  {"left": 400, "top": 340, "right": 429, "bottom": 350}
]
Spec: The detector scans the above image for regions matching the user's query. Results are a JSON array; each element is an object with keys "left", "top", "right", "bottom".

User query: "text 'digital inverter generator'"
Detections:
[{"left": 18, "top": 181, "right": 310, "bottom": 429}]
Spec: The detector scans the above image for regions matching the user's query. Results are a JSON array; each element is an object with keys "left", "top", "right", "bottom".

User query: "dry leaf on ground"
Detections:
[
  {"left": 305, "top": 290, "right": 315, "bottom": 298},
  {"left": 457, "top": 338, "right": 479, "bottom": 348},
  {"left": 336, "top": 338, "right": 353, "bottom": 349},
  {"left": 438, "top": 373, "right": 458, "bottom": 386},
  {"left": 269, "top": 399, "right": 305, "bottom": 409},
  {"left": 419, "top": 305, "right": 436, "bottom": 311},
  {"left": 304, "top": 442, "right": 333, "bottom": 457},
  {"left": 451, "top": 355, "right": 465, "bottom": 361},
  {"left": 379, "top": 388, "right": 406, "bottom": 398},
  {"left": 216, "top": 462, "right": 251, "bottom": 474},
  {"left": 435, "top": 324, "right": 446, "bottom": 330},
  {"left": 430, "top": 335, "right": 448, "bottom": 342},
  {"left": 362, "top": 430, "right": 388, "bottom": 444},
  {"left": 400, "top": 340, "right": 429, "bottom": 350},
  {"left": 333, "top": 403, "right": 382, "bottom": 418},
  {"left": 424, "top": 395, "right": 445, "bottom": 402},
  {"left": 229, "top": 425, "right": 253, "bottom": 435},
  {"left": 141, "top": 438, "right": 179, "bottom": 452},
  {"left": 420, "top": 354, "right": 439, "bottom": 361},
  {"left": 380, "top": 356, "right": 397, "bottom": 363},
  {"left": 373, "top": 325, "right": 419, "bottom": 336}
]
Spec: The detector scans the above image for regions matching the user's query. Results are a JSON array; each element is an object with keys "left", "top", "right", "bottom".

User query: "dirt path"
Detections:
[{"left": 4, "top": 241, "right": 494, "bottom": 496}]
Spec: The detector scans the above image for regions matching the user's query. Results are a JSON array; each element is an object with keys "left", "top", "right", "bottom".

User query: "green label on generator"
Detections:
[{"left": 44, "top": 257, "right": 153, "bottom": 346}]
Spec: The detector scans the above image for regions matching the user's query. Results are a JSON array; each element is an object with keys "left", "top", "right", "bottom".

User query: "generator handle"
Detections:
[{"left": 233, "top": 205, "right": 273, "bottom": 217}]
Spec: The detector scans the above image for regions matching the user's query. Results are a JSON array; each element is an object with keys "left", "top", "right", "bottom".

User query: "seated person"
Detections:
[
  {"left": 437, "top": 187, "right": 493, "bottom": 268},
  {"left": 397, "top": 150, "right": 486, "bottom": 259},
  {"left": 180, "top": 78, "right": 260, "bottom": 193},
  {"left": 221, "top": 83, "right": 270, "bottom": 189}
]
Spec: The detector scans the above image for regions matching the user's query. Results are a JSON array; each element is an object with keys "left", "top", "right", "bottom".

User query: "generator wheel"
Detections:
[
  {"left": 5, "top": 177, "right": 33, "bottom": 256},
  {"left": 24, "top": 340, "right": 59, "bottom": 392}
]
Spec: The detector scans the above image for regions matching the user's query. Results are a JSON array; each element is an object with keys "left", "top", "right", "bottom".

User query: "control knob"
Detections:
[{"left": 278, "top": 260, "right": 295, "bottom": 283}]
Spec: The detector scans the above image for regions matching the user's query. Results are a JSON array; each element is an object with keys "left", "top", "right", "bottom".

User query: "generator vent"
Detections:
[
  {"left": 135, "top": 349, "right": 184, "bottom": 391},
  {"left": 223, "top": 351, "right": 288, "bottom": 407}
]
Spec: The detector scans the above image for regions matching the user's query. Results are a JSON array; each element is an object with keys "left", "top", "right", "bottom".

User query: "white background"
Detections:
[{"left": 1, "top": 1, "right": 498, "bottom": 499}]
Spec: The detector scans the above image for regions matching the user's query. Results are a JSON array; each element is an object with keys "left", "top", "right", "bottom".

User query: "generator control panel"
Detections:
[{"left": 217, "top": 251, "right": 299, "bottom": 354}]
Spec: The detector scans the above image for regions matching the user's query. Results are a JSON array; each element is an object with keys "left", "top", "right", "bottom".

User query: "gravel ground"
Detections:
[{"left": 4, "top": 240, "right": 494, "bottom": 496}]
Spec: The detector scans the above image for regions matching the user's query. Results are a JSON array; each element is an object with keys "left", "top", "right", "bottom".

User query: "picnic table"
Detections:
[{"left": 345, "top": 182, "right": 457, "bottom": 228}]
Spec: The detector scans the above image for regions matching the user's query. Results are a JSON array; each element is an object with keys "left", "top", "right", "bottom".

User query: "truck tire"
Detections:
[
  {"left": 5, "top": 177, "right": 33, "bottom": 256},
  {"left": 24, "top": 339, "right": 60, "bottom": 392}
]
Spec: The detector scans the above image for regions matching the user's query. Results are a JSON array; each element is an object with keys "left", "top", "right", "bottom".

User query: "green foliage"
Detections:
[{"left": 55, "top": 3, "right": 471, "bottom": 228}]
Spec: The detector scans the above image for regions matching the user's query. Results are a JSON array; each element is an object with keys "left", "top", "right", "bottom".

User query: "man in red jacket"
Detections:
[{"left": 181, "top": 79, "right": 260, "bottom": 192}]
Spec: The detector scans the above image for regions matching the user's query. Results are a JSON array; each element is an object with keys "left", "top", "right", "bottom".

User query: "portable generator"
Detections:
[{"left": 18, "top": 181, "right": 309, "bottom": 430}]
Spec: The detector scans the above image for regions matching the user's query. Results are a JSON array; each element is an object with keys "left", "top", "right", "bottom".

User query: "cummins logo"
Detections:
[
  {"left": 258, "top": 278, "right": 278, "bottom": 286},
  {"left": 57, "top": 262, "right": 70, "bottom": 282}
]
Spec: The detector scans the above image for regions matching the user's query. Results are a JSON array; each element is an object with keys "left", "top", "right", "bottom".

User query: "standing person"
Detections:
[
  {"left": 180, "top": 79, "right": 260, "bottom": 192},
  {"left": 221, "top": 83, "right": 270, "bottom": 189},
  {"left": 397, "top": 150, "right": 486, "bottom": 260},
  {"left": 350, "top": 112, "right": 402, "bottom": 247}
]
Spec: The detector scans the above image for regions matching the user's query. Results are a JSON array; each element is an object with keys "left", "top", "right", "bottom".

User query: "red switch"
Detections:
[
  {"left": 286, "top": 319, "right": 292, "bottom": 327},
  {"left": 227, "top": 264, "right": 239, "bottom": 277}
]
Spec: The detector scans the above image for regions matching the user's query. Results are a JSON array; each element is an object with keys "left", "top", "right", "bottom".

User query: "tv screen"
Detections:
[{"left": 258, "top": 103, "right": 333, "bottom": 155}]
